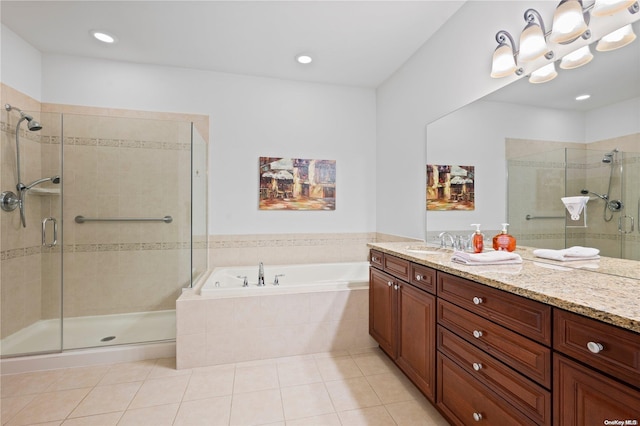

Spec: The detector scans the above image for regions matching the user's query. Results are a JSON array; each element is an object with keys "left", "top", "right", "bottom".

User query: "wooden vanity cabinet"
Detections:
[
  {"left": 553, "top": 309, "right": 640, "bottom": 425},
  {"left": 369, "top": 251, "right": 436, "bottom": 401},
  {"left": 436, "top": 271, "right": 552, "bottom": 425}
]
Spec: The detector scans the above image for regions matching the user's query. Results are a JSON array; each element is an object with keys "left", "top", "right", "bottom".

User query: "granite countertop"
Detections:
[{"left": 368, "top": 242, "right": 640, "bottom": 334}]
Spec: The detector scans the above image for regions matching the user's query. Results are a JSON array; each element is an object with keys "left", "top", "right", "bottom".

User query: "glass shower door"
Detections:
[
  {"left": 1, "top": 110, "right": 63, "bottom": 357},
  {"left": 621, "top": 150, "right": 640, "bottom": 260}
]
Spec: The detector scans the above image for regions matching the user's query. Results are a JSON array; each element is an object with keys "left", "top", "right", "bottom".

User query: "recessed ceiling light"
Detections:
[
  {"left": 575, "top": 94, "right": 591, "bottom": 101},
  {"left": 295, "top": 54, "right": 313, "bottom": 65},
  {"left": 90, "top": 30, "right": 117, "bottom": 44}
]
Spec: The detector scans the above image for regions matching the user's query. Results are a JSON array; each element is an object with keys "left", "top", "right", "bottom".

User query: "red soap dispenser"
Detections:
[
  {"left": 493, "top": 223, "right": 516, "bottom": 252},
  {"left": 471, "top": 224, "right": 484, "bottom": 253}
]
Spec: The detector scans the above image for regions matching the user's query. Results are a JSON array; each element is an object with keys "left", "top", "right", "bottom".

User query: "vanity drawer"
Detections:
[
  {"left": 437, "top": 353, "right": 538, "bottom": 426},
  {"left": 370, "top": 250, "right": 384, "bottom": 269},
  {"left": 383, "top": 254, "right": 410, "bottom": 281},
  {"left": 438, "top": 326, "right": 551, "bottom": 425},
  {"left": 438, "top": 299, "right": 551, "bottom": 388},
  {"left": 437, "top": 272, "right": 551, "bottom": 346},
  {"left": 410, "top": 263, "right": 436, "bottom": 294},
  {"left": 554, "top": 309, "right": 640, "bottom": 388}
]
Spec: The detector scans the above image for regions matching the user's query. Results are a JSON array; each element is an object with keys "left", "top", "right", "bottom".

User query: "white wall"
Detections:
[
  {"left": 0, "top": 25, "right": 42, "bottom": 101},
  {"left": 585, "top": 96, "right": 640, "bottom": 142},
  {"left": 2, "top": 46, "right": 377, "bottom": 235}
]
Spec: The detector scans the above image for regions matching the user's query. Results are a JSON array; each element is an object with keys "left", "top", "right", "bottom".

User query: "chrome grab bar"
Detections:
[
  {"left": 526, "top": 214, "right": 565, "bottom": 220},
  {"left": 42, "top": 217, "right": 57, "bottom": 247},
  {"left": 618, "top": 215, "right": 635, "bottom": 234},
  {"left": 75, "top": 215, "right": 173, "bottom": 224}
]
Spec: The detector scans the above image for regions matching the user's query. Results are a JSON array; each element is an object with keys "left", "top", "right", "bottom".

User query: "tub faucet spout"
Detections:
[{"left": 258, "top": 262, "right": 265, "bottom": 286}]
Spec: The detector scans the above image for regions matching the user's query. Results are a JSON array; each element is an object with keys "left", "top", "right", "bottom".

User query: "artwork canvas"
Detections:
[
  {"left": 426, "top": 164, "right": 475, "bottom": 211},
  {"left": 259, "top": 157, "right": 336, "bottom": 210}
]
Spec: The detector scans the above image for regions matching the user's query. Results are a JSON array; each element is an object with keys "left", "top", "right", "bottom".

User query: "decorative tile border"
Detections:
[{"left": 1, "top": 240, "right": 206, "bottom": 261}]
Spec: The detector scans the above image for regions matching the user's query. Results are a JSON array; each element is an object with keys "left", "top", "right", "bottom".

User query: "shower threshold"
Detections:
[{"left": 1, "top": 310, "right": 175, "bottom": 357}]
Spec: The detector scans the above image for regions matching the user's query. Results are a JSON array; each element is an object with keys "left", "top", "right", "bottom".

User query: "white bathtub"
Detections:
[
  {"left": 198, "top": 261, "right": 370, "bottom": 297},
  {"left": 178, "top": 261, "right": 375, "bottom": 368}
]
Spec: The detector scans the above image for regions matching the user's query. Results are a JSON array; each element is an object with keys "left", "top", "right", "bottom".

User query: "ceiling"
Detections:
[{"left": 0, "top": 1, "right": 465, "bottom": 88}]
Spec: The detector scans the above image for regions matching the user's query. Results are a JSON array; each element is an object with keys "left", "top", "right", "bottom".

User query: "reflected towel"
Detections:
[
  {"left": 451, "top": 250, "right": 523, "bottom": 265},
  {"left": 533, "top": 246, "right": 600, "bottom": 262}
]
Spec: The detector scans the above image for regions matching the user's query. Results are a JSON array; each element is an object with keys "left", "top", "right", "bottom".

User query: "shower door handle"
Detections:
[
  {"left": 618, "top": 215, "right": 634, "bottom": 234},
  {"left": 42, "top": 217, "right": 58, "bottom": 247}
]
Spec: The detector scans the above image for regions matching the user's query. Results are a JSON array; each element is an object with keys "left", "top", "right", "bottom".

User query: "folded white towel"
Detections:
[
  {"left": 533, "top": 246, "right": 600, "bottom": 262},
  {"left": 451, "top": 250, "right": 523, "bottom": 266}
]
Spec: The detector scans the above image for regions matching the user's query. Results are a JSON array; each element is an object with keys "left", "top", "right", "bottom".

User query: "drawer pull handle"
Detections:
[
  {"left": 473, "top": 412, "right": 483, "bottom": 422},
  {"left": 587, "top": 341, "right": 604, "bottom": 354},
  {"left": 473, "top": 330, "right": 483, "bottom": 339},
  {"left": 372, "top": 256, "right": 378, "bottom": 262},
  {"left": 472, "top": 362, "right": 483, "bottom": 371},
  {"left": 416, "top": 274, "right": 423, "bottom": 281},
  {"left": 394, "top": 284, "right": 399, "bottom": 290},
  {"left": 472, "top": 297, "right": 483, "bottom": 305},
  {"left": 387, "top": 281, "right": 393, "bottom": 287}
]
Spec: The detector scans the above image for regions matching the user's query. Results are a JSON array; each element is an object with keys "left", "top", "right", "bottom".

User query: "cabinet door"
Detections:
[
  {"left": 369, "top": 268, "right": 396, "bottom": 357},
  {"left": 554, "top": 354, "right": 640, "bottom": 426},
  {"left": 396, "top": 283, "right": 436, "bottom": 402}
]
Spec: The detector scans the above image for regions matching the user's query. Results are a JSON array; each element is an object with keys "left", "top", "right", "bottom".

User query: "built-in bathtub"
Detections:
[{"left": 177, "top": 261, "right": 375, "bottom": 369}]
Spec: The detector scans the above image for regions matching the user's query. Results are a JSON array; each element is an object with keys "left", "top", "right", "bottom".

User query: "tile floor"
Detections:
[{"left": 0, "top": 347, "right": 450, "bottom": 426}]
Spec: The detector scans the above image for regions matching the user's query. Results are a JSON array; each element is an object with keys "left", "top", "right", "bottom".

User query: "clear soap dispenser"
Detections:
[
  {"left": 471, "top": 224, "right": 483, "bottom": 253},
  {"left": 493, "top": 223, "right": 516, "bottom": 252}
]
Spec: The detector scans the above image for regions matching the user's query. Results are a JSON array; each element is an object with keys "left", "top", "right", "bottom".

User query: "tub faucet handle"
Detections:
[
  {"left": 273, "top": 274, "right": 285, "bottom": 285},
  {"left": 237, "top": 275, "right": 249, "bottom": 287}
]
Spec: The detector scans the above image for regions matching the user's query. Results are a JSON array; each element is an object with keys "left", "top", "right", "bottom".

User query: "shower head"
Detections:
[
  {"left": 602, "top": 148, "right": 619, "bottom": 163},
  {"left": 22, "top": 175, "right": 61, "bottom": 191},
  {"left": 5, "top": 104, "right": 42, "bottom": 131},
  {"left": 580, "top": 189, "right": 608, "bottom": 200}
]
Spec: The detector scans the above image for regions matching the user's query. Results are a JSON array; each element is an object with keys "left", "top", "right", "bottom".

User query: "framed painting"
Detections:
[
  {"left": 426, "top": 164, "right": 475, "bottom": 211},
  {"left": 259, "top": 157, "right": 336, "bottom": 210}
]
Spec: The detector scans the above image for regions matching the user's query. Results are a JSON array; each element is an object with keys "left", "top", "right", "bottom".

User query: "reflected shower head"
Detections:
[
  {"left": 581, "top": 189, "right": 608, "bottom": 200},
  {"left": 4, "top": 104, "right": 42, "bottom": 131},
  {"left": 602, "top": 148, "right": 618, "bottom": 163}
]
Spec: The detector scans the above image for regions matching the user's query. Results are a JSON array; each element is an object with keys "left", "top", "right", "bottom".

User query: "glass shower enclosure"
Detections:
[
  {"left": 507, "top": 147, "right": 640, "bottom": 260},
  {"left": 1, "top": 109, "right": 207, "bottom": 357}
]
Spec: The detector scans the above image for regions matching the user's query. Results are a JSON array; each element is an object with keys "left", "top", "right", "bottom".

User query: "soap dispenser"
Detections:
[
  {"left": 471, "top": 224, "right": 484, "bottom": 253},
  {"left": 493, "top": 223, "right": 516, "bottom": 252}
]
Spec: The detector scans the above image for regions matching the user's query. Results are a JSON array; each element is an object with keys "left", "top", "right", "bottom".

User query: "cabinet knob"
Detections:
[
  {"left": 473, "top": 412, "right": 483, "bottom": 422},
  {"left": 372, "top": 256, "right": 378, "bottom": 262},
  {"left": 394, "top": 284, "right": 399, "bottom": 290},
  {"left": 473, "top": 330, "right": 483, "bottom": 339},
  {"left": 472, "top": 362, "right": 483, "bottom": 371},
  {"left": 416, "top": 274, "right": 423, "bottom": 281},
  {"left": 472, "top": 297, "right": 483, "bottom": 305},
  {"left": 587, "top": 341, "right": 604, "bottom": 354},
  {"left": 387, "top": 281, "right": 393, "bottom": 287}
]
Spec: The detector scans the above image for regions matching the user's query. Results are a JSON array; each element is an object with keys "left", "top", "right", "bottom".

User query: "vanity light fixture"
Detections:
[
  {"left": 490, "top": 31, "right": 524, "bottom": 78},
  {"left": 596, "top": 24, "right": 637, "bottom": 51},
  {"left": 549, "top": 0, "right": 591, "bottom": 44},
  {"left": 90, "top": 30, "right": 117, "bottom": 44},
  {"left": 529, "top": 62, "right": 558, "bottom": 84},
  {"left": 592, "top": 0, "right": 639, "bottom": 16},
  {"left": 519, "top": 9, "right": 554, "bottom": 62},
  {"left": 295, "top": 54, "right": 313, "bottom": 64},
  {"left": 560, "top": 45, "right": 594, "bottom": 68}
]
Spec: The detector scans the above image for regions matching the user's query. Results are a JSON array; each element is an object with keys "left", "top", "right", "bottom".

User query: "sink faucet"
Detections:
[
  {"left": 438, "top": 232, "right": 456, "bottom": 248},
  {"left": 258, "top": 262, "right": 265, "bottom": 286}
]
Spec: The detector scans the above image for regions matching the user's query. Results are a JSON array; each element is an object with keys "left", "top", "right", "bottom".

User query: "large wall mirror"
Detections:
[{"left": 425, "top": 20, "right": 640, "bottom": 276}]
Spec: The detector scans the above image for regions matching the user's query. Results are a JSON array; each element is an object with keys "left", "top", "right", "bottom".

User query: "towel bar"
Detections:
[
  {"left": 75, "top": 215, "right": 173, "bottom": 224},
  {"left": 525, "top": 214, "right": 564, "bottom": 220}
]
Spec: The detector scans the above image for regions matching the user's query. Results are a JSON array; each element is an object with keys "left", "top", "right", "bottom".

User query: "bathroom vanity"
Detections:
[{"left": 368, "top": 242, "right": 640, "bottom": 426}]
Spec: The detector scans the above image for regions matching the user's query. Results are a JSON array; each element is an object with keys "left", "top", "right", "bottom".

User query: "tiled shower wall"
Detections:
[
  {"left": 1, "top": 84, "right": 47, "bottom": 338},
  {"left": 1, "top": 83, "right": 209, "bottom": 340},
  {"left": 506, "top": 136, "right": 640, "bottom": 259}
]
